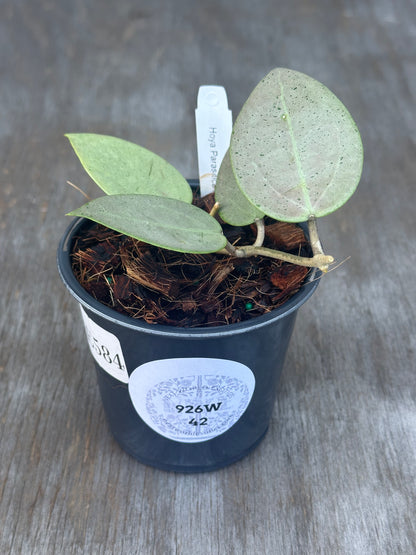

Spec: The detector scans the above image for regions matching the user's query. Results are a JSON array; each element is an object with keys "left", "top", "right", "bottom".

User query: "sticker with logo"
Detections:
[{"left": 128, "top": 358, "right": 255, "bottom": 443}]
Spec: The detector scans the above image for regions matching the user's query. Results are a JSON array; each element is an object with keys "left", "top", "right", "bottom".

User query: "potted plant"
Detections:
[{"left": 58, "top": 68, "right": 363, "bottom": 472}]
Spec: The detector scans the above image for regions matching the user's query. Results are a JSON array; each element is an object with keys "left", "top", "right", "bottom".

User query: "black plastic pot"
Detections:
[{"left": 57, "top": 198, "right": 320, "bottom": 472}]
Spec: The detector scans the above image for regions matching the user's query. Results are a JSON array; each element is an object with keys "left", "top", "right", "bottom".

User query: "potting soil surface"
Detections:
[{"left": 71, "top": 193, "right": 313, "bottom": 327}]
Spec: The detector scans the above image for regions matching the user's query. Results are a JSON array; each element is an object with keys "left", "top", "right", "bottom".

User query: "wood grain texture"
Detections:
[{"left": 1, "top": 0, "right": 415, "bottom": 553}]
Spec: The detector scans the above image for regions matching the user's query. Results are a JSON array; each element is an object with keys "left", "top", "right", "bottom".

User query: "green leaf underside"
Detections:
[
  {"left": 68, "top": 194, "right": 227, "bottom": 254},
  {"left": 66, "top": 133, "right": 193, "bottom": 203},
  {"left": 215, "top": 150, "right": 264, "bottom": 226},
  {"left": 230, "top": 68, "right": 364, "bottom": 222}
]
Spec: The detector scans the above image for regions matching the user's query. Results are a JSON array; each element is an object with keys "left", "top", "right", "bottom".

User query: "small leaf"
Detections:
[
  {"left": 230, "top": 68, "right": 363, "bottom": 222},
  {"left": 66, "top": 133, "right": 192, "bottom": 203},
  {"left": 68, "top": 194, "right": 227, "bottom": 254},
  {"left": 215, "top": 150, "right": 264, "bottom": 226}
]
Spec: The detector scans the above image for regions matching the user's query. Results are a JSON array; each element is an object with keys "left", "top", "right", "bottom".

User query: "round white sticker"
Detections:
[{"left": 128, "top": 358, "right": 255, "bottom": 443}]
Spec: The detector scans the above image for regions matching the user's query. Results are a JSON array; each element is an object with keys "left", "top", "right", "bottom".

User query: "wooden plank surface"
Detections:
[{"left": 1, "top": 1, "right": 415, "bottom": 553}]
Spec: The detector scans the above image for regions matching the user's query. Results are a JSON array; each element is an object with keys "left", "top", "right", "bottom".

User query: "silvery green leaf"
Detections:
[
  {"left": 68, "top": 194, "right": 227, "bottom": 254},
  {"left": 66, "top": 133, "right": 192, "bottom": 203},
  {"left": 230, "top": 68, "right": 363, "bottom": 222},
  {"left": 215, "top": 150, "right": 264, "bottom": 226}
]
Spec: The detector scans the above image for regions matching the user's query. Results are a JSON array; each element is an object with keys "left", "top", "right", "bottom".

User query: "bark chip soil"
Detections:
[{"left": 71, "top": 193, "right": 313, "bottom": 327}]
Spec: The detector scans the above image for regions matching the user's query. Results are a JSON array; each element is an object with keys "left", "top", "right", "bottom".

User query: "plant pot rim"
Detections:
[{"left": 57, "top": 214, "right": 320, "bottom": 339}]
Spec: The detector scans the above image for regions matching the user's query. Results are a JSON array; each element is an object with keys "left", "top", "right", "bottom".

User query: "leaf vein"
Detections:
[{"left": 278, "top": 73, "right": 313, "bottom": 214}]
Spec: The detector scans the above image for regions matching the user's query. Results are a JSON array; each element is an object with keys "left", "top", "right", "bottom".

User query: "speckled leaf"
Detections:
[
  {"left": 215, "top": 150, "right": 264, "bottom": 226},
  {"left": 68, "top": 194, "right": 227, "bottom": 253},
  {"left": 66, "top": 133, "right": 192, "bottom": 202},
  {"left": 230, "top": 68, "right": 363, "bottom": 222}
]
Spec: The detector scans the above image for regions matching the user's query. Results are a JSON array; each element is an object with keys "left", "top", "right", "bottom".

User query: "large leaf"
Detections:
[
  {"left": 230, "top": 68, "right": 363, "bottom": 222},
  {"left": 66, "top": 133, "right": 193, "bottom": 203},
  {"left": 215, "top": 150, "right": 264, "bottom": 226},
  {"left": 68, "top": 194, "right": 227, "bottom": 254}
]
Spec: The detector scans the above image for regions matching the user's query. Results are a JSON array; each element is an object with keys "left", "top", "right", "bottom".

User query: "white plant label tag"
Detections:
[
  {"left": 195, "top": 86, "right": 233, "bottom": 197},
  {"left": 80, "top": 307, "right": 129, "bottom": 383},
  {"left": 128, "top": 358, "right": 255, "bottom": 443}
]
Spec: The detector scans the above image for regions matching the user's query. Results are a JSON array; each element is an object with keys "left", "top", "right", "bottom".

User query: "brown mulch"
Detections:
[{"left": 70, "top": 193, "right": 312, "bottom": 327}]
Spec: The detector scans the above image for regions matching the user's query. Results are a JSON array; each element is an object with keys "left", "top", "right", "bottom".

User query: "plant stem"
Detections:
[
  {"left": 233, "top": 245, "right": 333, "bottom": 270},
  {"left": 217, "top": 215, "right": 334, "bottom": 271},
  {"left": 209, "top": 202, "right": 220, "bottom": 218},
  {"left": 223, "top": 241, "right": 238, "bottom": 256},
  {"left": 307, "top": 216, "right": 330, "bottom": 272},
  {"left": 253, "top": 218, "right": 265, "bottom": 247}
]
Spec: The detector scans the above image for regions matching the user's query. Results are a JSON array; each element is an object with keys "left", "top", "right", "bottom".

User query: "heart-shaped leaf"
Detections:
[
  {"left": 230, "top": 68, "right": 363, "bottom": 222},
  {"left": 215, "top": 150, "right": 264, "bottom": 226},
  {"left": 66, "top": 133, "right": 193, "bottom": 203},
  {"left": 68, "top": 194, "right": 227, "bottom": 254}
]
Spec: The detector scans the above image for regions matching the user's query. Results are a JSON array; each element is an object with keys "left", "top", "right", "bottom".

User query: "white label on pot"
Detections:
[
  {"left": 80, "top": 307, "right": 129, "bottom": 383},
  {"left": 128, "top": 358, "right": 255, "bottom": 443},
  {"left": 195, "top": 86, "right": 233, "bottom": 197}
]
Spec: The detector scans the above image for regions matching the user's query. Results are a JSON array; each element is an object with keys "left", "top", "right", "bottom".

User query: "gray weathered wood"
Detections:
[{"left": 1, "top": 1, "right": 415, "bottom": 553}]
